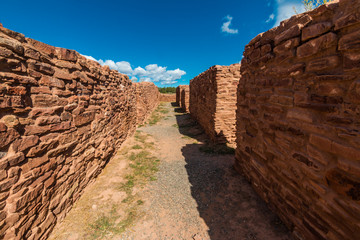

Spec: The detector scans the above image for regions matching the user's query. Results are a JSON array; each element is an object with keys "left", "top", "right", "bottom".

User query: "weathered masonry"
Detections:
[
  {"left": 180, "top": 85, "right": 189, "bottom": 112},
  {"left": 0, "top": 25, "right": 156, "bottom": 239},
  {"left": 159, "top": 93, "right": 176, "bottom": 102},
  {"left": 190, "top": 64, "right": 240, "bottom": 144},
  {"left": 176, "top": 85, "right": 188, "bottom": 109},
  {"left": 236, "top": 0, "right": 360, "bottom": 239},
  {"left": 134, "top": 82, "right": 160, "bottom": 125}
]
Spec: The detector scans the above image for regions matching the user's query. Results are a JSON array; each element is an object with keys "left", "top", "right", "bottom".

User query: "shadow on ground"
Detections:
[{"left": 175, "top": 112, "right": 292, "bottom": 240}]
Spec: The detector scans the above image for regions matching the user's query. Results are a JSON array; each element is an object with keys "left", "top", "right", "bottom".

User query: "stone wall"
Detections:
[
  {"left": 0, "top": 26, "right": 139, "bottom": 239},
  {"left": 190, "top": 64, "right": 240, "bottom": 144},
  {"left": 236, "top": 0, "right": 360, "bottom": 239},
  {"left": 134, "top": 82, "right": 159, "bottom": 125},
  {"left": 176, "top": 86, "right": 181, "bottom": 105},
  {"left": 159, "top": 93, "right": 176, "bottom": 102},
  {"left": 180, "top": 85, "right": 189, "bottom": 112}
]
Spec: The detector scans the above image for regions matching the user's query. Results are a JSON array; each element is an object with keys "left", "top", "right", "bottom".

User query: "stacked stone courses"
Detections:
[
  {"left": 159, "top": 93, "right": 176, "bottom": 102},
  {"left": 236, "top": 0, "right": 360, "bottom": 239},
  {"left": 0, "top": 25, "right": 155, "bottom": 239},
  {"left": 190, "top": 64, "right": 240, "bottom": 144},
  {"left": 176, "top": 85, "right": 188, "bottom": 108},
  {"left": 134, "top": 82, "right": 160, "bottom": 125},
  {"left": 179, "top": 85, "right": 189, "bottom": 112}
]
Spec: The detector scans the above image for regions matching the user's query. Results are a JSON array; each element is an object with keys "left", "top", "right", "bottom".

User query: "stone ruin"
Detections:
[
  {"left": 175, "top": 85, "right": 189, "bottom": 112},
  {"left": 159, "top": 93, "right": 176, "bottom": 102},
  {"left": 1, "top": 0, "right": 360, "bottom": 239},
  {"left": 0, "top": 25, "right": 159, "bottom": 239},
  {"left": 134, "top": 82, "right": 160, "bottom": 125},
  {"left": 189, "top": 64, "right": 240, "bottom": 144},
  {"left": 236, "top": 0, "right": 360, "bottom": 239}
]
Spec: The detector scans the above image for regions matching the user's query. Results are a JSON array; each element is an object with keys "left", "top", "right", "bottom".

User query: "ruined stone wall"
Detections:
[
  {"left": 176, "top": 86, "right": 181, "bottom": 105},
  {"left": 190, "top": 65, "right": 240, "bottom": 144},
  {"left": 0, "top": 26, "right": 138, "bottom": 239},
  {"left": 159, "top": 93, "right": 176, "bottom": 102},
  {"left": 176, "top": 85, "right": 187, "bottom": 107},
  {"left": 180, "top": 85, "right": 189, "bottom": 112},
  {"left": 236, "top": 0, "right": 360, "bottom": 239},
  {"left": 134, "top": 82, "right": 159, "bottom": 125}
]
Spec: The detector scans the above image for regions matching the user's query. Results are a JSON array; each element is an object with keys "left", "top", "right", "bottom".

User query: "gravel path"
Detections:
[
  {"left": 119, "top": 102, "right": 291, "bottom": 240},
  {"left": 50, "top": 102, "right": 292, "bottom": 240}
]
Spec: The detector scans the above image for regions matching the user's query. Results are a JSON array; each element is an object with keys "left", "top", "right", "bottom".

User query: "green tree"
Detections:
[
  {"left": 158, "top": 87, "right": 176, "bottom": 94},
  {"left": 303, "top": 0, "right": 333, "bottom": 11}
]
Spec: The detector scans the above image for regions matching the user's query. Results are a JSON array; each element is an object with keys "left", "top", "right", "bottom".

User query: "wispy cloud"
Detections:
[
  {"left": 82, "top": 55, "right": 186, "bottom": 85},
  {"left": 273, "top": 0, "right": 306, "bottom": 27},
  {"left": 221, "top": 15, "right": 238, "bottom": 34},
  {"left": 266, "top": 13, "right": 275, "bottom": 23}
]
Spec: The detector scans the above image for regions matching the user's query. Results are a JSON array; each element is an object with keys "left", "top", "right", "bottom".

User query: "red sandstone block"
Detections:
[
  {"left": 309, "top": 134, "right": 332, "bottom": 152},
  {"left": 0, "top": 72, "right": 37, "bottom": 85},
  {"left": 332, "top": 141, "right": 360, "bottom": 161},
  {"left": 28, "top": 106, "right": 63, "bottom": 119},
  {"left": 273, "top": 38, "right": 299, "bottom": 59},
  {"left": 35, "top": 116, "right": 61, "bottom": 126},
  {"left": 297, "top": 32, "right": 337, "bottom": 58},
  {"left": 24, "top": 46, "right": 40, "bottom": 60},
  {"left": 6, "top": 86, "right": 26, "bottom": 97},
  {"left": 0, "top": 128, "right": 20, "bottom": 148},
  {"left": 55, "top": 47, "right": 78, "bottom": 62},
  {"left": 339, "top": 29, "right": 360, "bottom": 51},
  {"left": 26, "top": 38, "right": 56, "bottom": 56},
  {"left": 30, "top": 86, "right": 52, "bottom": 95},
  {"left": 343, "top": 51, "right": 360, "bottom": 70},
  {"left": 27, "top": 60, "right": 55, "bottom": 75},
  {"left": 302, "top": 22, "right": 332, "bottom": 41},
  {"left": 337, "top": 158, "right": 360, "bottom": 176},
  {"left": 0, "top": 36, "right": 24, "bottom": 55},
  {"left": 274, "top": 24, "right": 302, "bottom": 45},
  {"left": 74, "top": 111, "right": 95, "bottom": 127},
  {"left": 11, "top": 135, "right": 39, "bottom": 152},
  {"left": 286, "top": 108, "right": 313, "bottom": 123},
  {"left": 335, "top": 11, "right": 360, "bottom": 30},
  {"left": 0, "top": 46, "right": 13, "bottom": 57},
  {"left": 39, "top": 75, "right": 65, "bottom": 89},
  {"left": 53, "top": 68, "right": 74, "bottom": 81},
  {"left": 31, "top": 94, "right": 59, "bottom": 107},
  {"left": 306, "top": 55, "right": 340, "bottom": 72},
  {"left": 0, "top": 123, "right": 6, "bottom": 132}
]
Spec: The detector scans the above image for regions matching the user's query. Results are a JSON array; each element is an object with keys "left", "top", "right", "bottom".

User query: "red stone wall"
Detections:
[
  {"left": 134, "top": 82, "right": 159, "bottom": 125},
  {"left": 176, "top": 86, "right": 181, "bottom": 105},
  {"left": 0, "top": 26, "right": 139, "bottom": 239},
  {"left": 180, "top": 85, "right": 189, "bottom": 112},
  {"left": 236, "top": 0, "right": 360, "bottom": 239},
  {"left": 159, "top": 93, "right": 176, "bottom": 102},
  {"left": 176, "top": 85, "right": 187, "bottom": 107},
  {"left": 190, "top": 64, "right": 240, "bottom": 144}
]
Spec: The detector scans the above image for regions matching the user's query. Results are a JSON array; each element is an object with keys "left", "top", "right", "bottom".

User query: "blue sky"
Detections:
[{"left": 0, "top": 0, "right": 305, "bottom": 87}]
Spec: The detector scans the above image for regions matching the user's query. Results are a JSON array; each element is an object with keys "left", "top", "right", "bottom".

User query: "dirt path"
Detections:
[{"left": 49, "top": 102, "right": 291, "bottom": 240}]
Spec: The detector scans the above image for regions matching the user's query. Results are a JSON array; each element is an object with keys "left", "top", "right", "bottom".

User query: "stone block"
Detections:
[
  {"left": 302, "top": 22, "right": 332, "bottom": 41},
  {"left": 297, "top": 32, "right": 337, "bottom": 58}
]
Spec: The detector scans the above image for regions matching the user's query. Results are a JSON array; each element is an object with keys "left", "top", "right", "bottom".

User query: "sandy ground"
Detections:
[{"left": 49, "top": 102, "right": 292, "bottom": 240}]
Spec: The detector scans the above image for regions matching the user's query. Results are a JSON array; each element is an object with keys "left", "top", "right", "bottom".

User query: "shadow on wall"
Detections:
[{"left": 174, "top": 113, "right": 292, "bottom": 240}]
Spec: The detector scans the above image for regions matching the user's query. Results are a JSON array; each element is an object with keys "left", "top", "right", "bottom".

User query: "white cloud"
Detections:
[
  {"left": 266, "top": 13, "right": 275, "bottom": 23},
  {"left": 81, "top": 55, "right": 186, "bottom": 85},
  {"left": 83, "top": 55, "right": 97, "bottom": 61},
  {"left": 273, "top": 0, "right": 306, "bottom": 27},
  {"left": 221, "top": 15, "right": 238, "bottom": 34}
]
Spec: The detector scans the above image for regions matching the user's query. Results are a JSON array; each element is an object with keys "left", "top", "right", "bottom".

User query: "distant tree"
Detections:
[
  {"left": 158, "top": 87, "right": 176, "bottom": 94},
  {"left": 302, "top": 0, "right": 333, "bottom": 11}
]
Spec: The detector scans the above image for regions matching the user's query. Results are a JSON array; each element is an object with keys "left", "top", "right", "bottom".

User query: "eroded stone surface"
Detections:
[
  {"left": 189, "top": 64, "right": 240, "bottom": 144},
  {"left": 237, "top": 0, "right": 360, "bottom": 239},
  {"left": 0, "top": 24, "right": 154, "bottom": 239}
]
